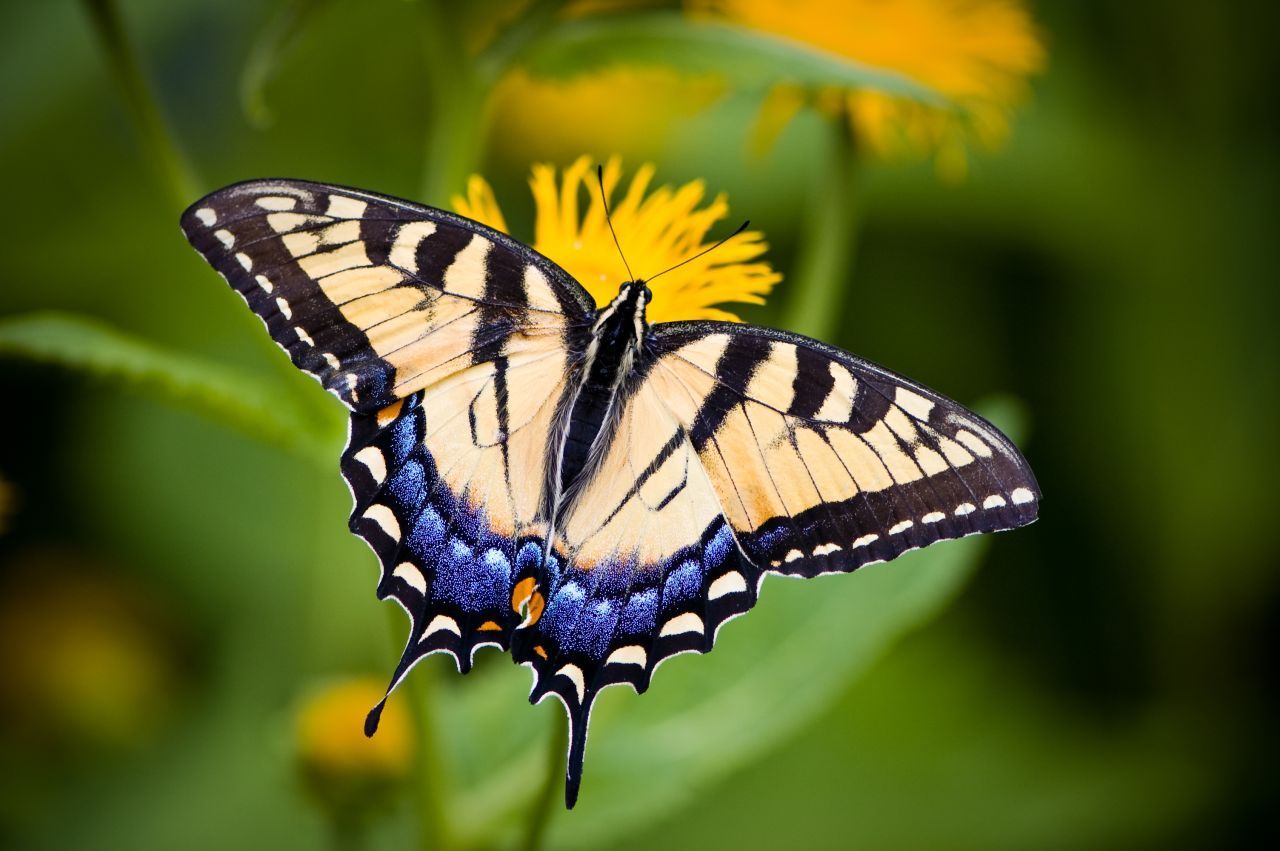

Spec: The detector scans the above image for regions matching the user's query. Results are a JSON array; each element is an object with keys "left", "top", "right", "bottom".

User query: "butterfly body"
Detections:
[
  {"left": 551, "top": 280, "right": 649, "bottom": 515},
  {"left": 180, "top": 178, "right": 1039, "bottom": 808}
]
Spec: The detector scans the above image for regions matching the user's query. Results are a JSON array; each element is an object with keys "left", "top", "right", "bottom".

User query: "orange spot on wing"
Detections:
[
  {"left": 527, "top": 592, "right": 545, "bottom": 626},
  {"left": 534, "top": 645, "right": 548, "bottom": 659},
  {"left": 376, "top": 399, "right": 404, "bottom": 427},
  {"left": 511, "top": 577, "right": 537, "bottom": 613},
  {"left": 478, "top": 620, "right": 502, "bottom": 632}
]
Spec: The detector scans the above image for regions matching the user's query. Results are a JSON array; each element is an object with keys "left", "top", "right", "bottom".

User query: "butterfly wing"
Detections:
[
  {"left": 521, "top": 320, "right": 1039, "bottom": 805},
  {"left": 180, "top": 179, "right": 593, "bottom": 718},
  {"left": 652, "top": 322, "right": 1040, "bottom": 574}
]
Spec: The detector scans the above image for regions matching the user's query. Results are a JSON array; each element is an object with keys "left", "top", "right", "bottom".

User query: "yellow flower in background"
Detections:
[
  {"left": 487, "top": 67, "right": 724, "bottom": 166},
  {"left": 0, "top": 555, "right": 180, "bottom": 750},
  {"left": 297, "top": 678, "right": 413, "bottom": 779},
  {"left": 693, "top": 0, "right": 1046, "bottom": 179},
  {"left": 295, "top": 677, "right": 414, "bottom": 816},
  {"left": 453, "top": 156, "right": 781, "bottom": 323},
  {"left": 0, "top": 474, "right": 14, "bottom": 534}
]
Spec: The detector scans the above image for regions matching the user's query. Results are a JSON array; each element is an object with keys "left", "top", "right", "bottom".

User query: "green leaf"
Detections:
[
  {"left": 520, "top": 12, "right": 939, "bottom": 101},
  {"left": 0, "top": 311, "right": 337, "bottom": 463},
  {"left": 438, "top": 399, "right": 1028, "bottom": 847}
]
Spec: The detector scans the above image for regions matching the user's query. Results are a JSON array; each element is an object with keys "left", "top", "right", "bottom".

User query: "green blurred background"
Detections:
[{"left": 1, "top": 1, "right": 1276, "bottom": 849}]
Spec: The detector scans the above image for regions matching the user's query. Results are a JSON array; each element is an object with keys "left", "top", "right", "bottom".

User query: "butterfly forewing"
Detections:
[
  {"left": 651, "top": 322, "right": 1040, "bottom": 575},
  {"left": 180, "top": 179, "right": 592, "bottom": 411}
]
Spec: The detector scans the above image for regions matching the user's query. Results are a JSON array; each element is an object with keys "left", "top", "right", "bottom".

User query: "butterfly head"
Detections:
[
  {"left": 598, "top": 279, "right": 650, "bottom": 334},
  {"left": 617, "top": 279, "right": 653, "bottom": 310},
  {"left": 589, "top": 279, "right": 651, "bottom": 364}
]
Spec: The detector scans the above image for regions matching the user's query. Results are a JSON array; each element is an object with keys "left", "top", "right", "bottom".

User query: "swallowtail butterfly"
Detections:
[{"left": 181, "top": 178, "right": 1039, "bottom": 807}]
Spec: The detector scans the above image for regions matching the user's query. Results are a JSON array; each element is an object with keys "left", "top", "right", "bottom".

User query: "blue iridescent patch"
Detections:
[
  {"left": 387, "top": 411, "right": 418, "bottom": 467},
  {"left": 662, "top": 560, "right": 703, "bottom": 603},
  {"left": 561, "top": 597, "right": 619, "bottom": 658},
  {"left": 433, "top": 537, "right": 504, "bottom": 611},
  {"left": 408, "top": 502, "right": 446, "bottom": 551},
  {"left": 542, "top": 580, "right": 587, "bottom": 639},
  {"left": 620, "top": 588, "right": 658, "bottom": 633},
  {"left": 387, "top": 457, "right": 426, "bottom": 507},
  {"left": 704, "top": 522, "right": 735, "bottom": 567}
]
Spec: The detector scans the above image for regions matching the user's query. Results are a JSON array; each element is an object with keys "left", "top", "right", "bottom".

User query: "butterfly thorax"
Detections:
[{"left": 551, "top": 281, "right": 651, "bottom": 508}]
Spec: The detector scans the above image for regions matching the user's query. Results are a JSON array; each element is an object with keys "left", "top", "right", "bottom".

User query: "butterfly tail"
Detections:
[
  {"left": 565, "top": 700, "right": 590, "bottom": 809},
  {"left": 364, "top": 697, "right": 387, "bottom": 737},
  {"left": 364, "top": 622, "right": 427, "bottom": 737}
]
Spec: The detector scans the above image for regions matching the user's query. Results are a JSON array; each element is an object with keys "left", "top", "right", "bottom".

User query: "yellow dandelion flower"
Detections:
[
  {"left": 453, "top": 155, "right": 781, "bottom": 323},
  {"left": 0, "top": 559, "right": 178, "bottom": 749},
  {"left": 0, "top": 474, "right": 13, "bottom": 534},
  {"left": 487, "top": 67, "right": 724, "bottom": 172},
  {"left": 295, "top": 677, "right": 414, "bottom": 816},
  {"left": 693, "top": 0, "right": 1046, "bottom": 179},
  {"left": 296, "top": 678, "right": 414, "bottom": 780}
]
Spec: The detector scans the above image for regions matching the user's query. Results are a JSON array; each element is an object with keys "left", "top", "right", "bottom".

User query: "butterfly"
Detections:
[{"left": 181, "top": 178, "right": 1039, "bottom": 808}]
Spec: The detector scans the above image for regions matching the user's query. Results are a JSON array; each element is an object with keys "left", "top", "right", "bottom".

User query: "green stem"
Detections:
[
  {"left": 416, "top": 1, "right": 487, "bottom": 205},
  {"left": 473, "top": 0, "right": 567, "bottom": 85},
  {"left": 241, "top": 0, "right": 333, "bottom": 128},
  {"left": 520, "top": 710, "right": 568, "bottom": 851},
  {"left": 415, "top": 0, "right": 568, "bottom": 205},
  {"left": 80, "top": 0, "right": 199, "bottom": 208},
  {"left": 328, "top": 815, "right": 368, "bottom": 851},
  {"left": 385, "top": 610, "right": 454, "bottom": 851},
  {"left": 780, "top": 111, "right": 860, "bottom": 341},
  {"left": 82, "top": 0, "right": 328, "bottom": 421}
]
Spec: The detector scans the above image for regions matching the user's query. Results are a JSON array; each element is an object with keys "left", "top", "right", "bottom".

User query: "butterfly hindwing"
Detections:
[
  {"left": 342, "top": 368, "right": 568, "bottom": 697},
  {"left": 180, "top": 179, "right": 593, "bottom": 411}
]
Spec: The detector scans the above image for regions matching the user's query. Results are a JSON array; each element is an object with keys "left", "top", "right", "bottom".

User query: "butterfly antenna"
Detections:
[
  {"left": 645, "top": 220, "right": 750, "bottom": 285},
  {"left": 597, "top": 164, "right": 635, "bottom": 282}
]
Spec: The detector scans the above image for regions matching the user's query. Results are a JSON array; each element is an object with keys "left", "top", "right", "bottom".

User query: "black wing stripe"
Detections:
[
  {"left": 360, "top": 215, "right": 399, "bottom": 266},
  {"left": 413, "top": 226, "right": 472, "bottom": 291},
  {"left": 857, "top": 376, "right": 1033, "bottom": 531},
  {"left": 788, "top": 344, "right": 834, "bottom": 419},
  {"left": 687, "top": 336, "right": 770, "bottom": 451}
]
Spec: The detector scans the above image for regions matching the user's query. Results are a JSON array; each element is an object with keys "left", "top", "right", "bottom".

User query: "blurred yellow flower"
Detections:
[
  {"left": 0, "top": 554, "right": 180, "bottom": 750},
  {"left": 295, "top": 677, "right": 414, "bottom": 815},
  {"left": 487, "top": 68, "right": 723, "bottom": 165},
  {"left": 693, "top": 0, "right": 1046, "bottom": 179},
  {"left": 453, "top": 155, "right": 781, "bottom": 322},
  {"left": 0, "top": 473, "right": 13, "bottom": 534}
]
